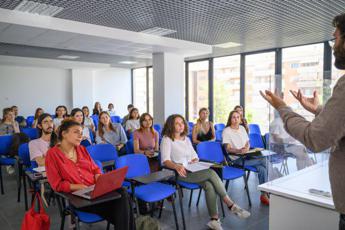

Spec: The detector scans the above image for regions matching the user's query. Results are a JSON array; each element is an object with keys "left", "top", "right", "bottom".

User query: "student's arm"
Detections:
[
  {"left": 191, "top": 126, "right": 200, "bottom": 144},
  {"left": 118, "top": 125, "right": 128, "bottom": 145},
  {"left": 210, "top": 122, "right": 216, "bottom": 140},
  {"left": 163, "top": 160, "right": 187, "bottom": 177},
  {"left": 34, "top": 156, "right": 45, "bottom": 167},
  {"left": 225, "top": 143, "right": 243, "bottom": 154},
  {"left": 13, "top": 121, "right": 20, "bottom": 133},
  {"left": 154, "top": 131, "right": 159, "bottom": 152}
]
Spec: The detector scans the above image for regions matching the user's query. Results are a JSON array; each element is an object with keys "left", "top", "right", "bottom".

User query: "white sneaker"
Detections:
[
  {"left": 6, "top": 166, "right": 15, "bottom": 175},
  {"left": 230, "top": 204, "right": 251, "bottom": 219},
  {"left": 207, "top": 219, "right": 223, "bottom": 230}
]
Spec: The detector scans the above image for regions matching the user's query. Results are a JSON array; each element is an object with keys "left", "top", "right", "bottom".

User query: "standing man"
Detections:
[{"left": 261, "top": 13, "right": 345, "bottom": 230}]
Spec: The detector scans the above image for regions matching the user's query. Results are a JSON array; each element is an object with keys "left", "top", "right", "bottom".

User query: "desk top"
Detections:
[
  {"left": 228, "top": 148, "right": 276, "bottom": 157},
  {"left": 25, "top": 171, "right": 46, "bottom": 182},
  {"left": 131, "top": 170, "right": 175, "bottom": 184},
  {"left": 258, "top": 161, "right": 334, "bottom": 210}
]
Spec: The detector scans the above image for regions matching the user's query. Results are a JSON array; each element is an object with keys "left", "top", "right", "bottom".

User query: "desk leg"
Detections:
[
  {"left": 177, "top": 186, "right": 186, "bottom": 230},
  {"left": 243, "top": 174, "right": 252, "bottom": 207},
  {"left": 17, "top": 165, "right": 22, "bottom": 202},
  {"left": 23, "top": 173, "right": 28, "bottom": 210}
]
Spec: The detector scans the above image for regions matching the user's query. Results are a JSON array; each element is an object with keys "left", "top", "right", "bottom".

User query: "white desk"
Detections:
[{"left": 258, "top": 161, "right": 339, "bottom": 230}]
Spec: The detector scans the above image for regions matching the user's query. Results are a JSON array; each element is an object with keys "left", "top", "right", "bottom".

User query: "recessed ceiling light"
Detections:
[
  {"left": 119, "top": 61, "right": 138, "bottom": 64},
  {"left": 14, "top": 0, "right": 64, "bottom": 16},
  {"left": 214, "top": 42, "right": 242, "bottom": 48},
  {"left": 57, "top": 55, "right": 80, "bottom": 59},
  {"left": 140, "top": 27, "right": 177, "bottom": 36}
]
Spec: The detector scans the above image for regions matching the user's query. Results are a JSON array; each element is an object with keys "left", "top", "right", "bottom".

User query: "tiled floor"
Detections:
[{"left": 0, "top": 169, "right": 269, "bottom": 230}]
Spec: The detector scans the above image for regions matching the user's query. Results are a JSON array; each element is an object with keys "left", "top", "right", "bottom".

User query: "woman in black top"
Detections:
[{"left": 192, "top": 108, "right": 215, "bottom": 145}]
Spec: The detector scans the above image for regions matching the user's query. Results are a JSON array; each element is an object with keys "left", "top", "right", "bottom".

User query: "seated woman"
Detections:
[
  {"left": 71, "top": 108, "right": 92, "bottom": 144},
  {"left": 29, "top": 113, "right": 57, "bottom": 166},
  {"left": 161, "top": 114, "right": 250, "bottom": 230},
  {"left": 45, "top": 119, "right": 134, "bottom": 229},
  {"left": 53, "top": 105, "right": 68, "bottom": 132},
  {"left": 82, "top": 106, "right": 95, "bottom": 133},
  {"left": 96, "top": 111, "right": 127, "bottom": 155},
  {"left": 92, "top": 101, "right": 102, "bottom": 116},
  {"left": 222, "top": 110, "right": 271, "bottom": 205},
  {"left": 125, "top": 108, "right": 140, "bottom": 135},
  {"left": 133, "top": 113, "right": 159, "bottom": 172},
  {"left": 32, "top": 107, "right": 44, "bottom": 128},
  {"left": 233, "top": 105, "right": 249, "bottom": 133},
  {"left": 192, "top": 108, "right": 215, "bottom": 145},
  {"left": 0, "top": 107, "right": 20, "bottom": 136}
]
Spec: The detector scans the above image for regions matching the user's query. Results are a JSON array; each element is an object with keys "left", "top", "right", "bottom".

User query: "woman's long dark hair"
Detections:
[
  {"left": 70, "top": 108, "right": 85, "bottom": 125},
  {"left": 56, "top": 119, "right": 82, "bottom": 142},
  {"left": 226, "top": 110, "right": 241, "bottom": 127},
  {"left": 34, "top": 108, "right": 43, "bottom": 120},
  {"left": 162, "top": 114, "right": 188, "bottom": 141},
  {"left": 55, "top": 105, "right": 68, "bottom": 118},
  {"left": 98, "top": 111, "right": 116, "bottom": 138},
  {"left": 138, "top": 113, "right": 155, "bottom": 135}
]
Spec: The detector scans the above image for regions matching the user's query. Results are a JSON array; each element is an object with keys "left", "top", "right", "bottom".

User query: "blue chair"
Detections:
[
  {"left": 196, "top": 141, "right": 252, "bottom": 206},
  {"left": 249, "top": 124, "right": 261, "bottom": 135},
  {"left": 17, "top": 143, "right": 34, "bottom": 203},
  {"left": 125, "top": 139, "right": 134, "bottom": 154},
  {"left": 115, "top": 154, "right": 179, "bottom": 228},
  {"left": 153, "top": 124, "right": 162, "bottom": 133},
  {"left": 26, "top": 116, "right": 34, "bottom": 128},
  {"left": 86, "top": 144, "right": 118, "bottom": 170},
  {"left": 80, "top": 139, "right": 91, "bottom": 147},
  {"left": 0, "top": 135, "right": 15, "bottom": 194},
  {"left": 249, "top": 133, "right": 265, "bottom": 148},
  {"left": 89, "top": 128, "right": 95, "bottom": 143},
  {"left": 214, "top": 123, "right": 225, "bottom": 131},
  {"left": 91, "top": 115, "right": 99, "bottom": 130},
  {"left": 111, "top": 115, "right": 121, "bottom": 123},
  {"left": 215, "top": 130, "right": 223, "bottom": 142},
  {"left": 21, "top": 128, "right": 39, "bottom": 140}
]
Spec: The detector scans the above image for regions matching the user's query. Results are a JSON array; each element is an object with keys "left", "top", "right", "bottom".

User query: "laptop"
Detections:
[{"left": 72, "top": 166, "right": 128, "bottom": 200}]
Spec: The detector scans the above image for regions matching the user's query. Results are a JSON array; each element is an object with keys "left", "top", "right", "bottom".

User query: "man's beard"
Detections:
[{"left": 334, "top": 43, "right": 345, "bottom": 70}]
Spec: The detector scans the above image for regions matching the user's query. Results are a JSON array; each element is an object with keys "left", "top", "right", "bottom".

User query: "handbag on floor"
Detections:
[{"left": 21, "top": 192, "right": 50, "bottom": 230}]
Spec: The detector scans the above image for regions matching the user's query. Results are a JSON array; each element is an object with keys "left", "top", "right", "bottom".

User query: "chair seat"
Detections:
[
  {"left": 134, "top": 182, "right": 176, "bottom": 202},
  {"left": 177, "top": 181, "right": 200, "bottom": 189},
  {"left": 244, "top": 165, "right": 258, "bottom": 172},
  {"left": 122, "top": 180, "right": 131, "bottom": 188},
  {"left": 74, "top": 210, "right": 104, "bottom": 223},
  {"left": 0, "top": 157, "right": 16, "bottom": 165},
  {"left": 222, "top": 166, "right": 245, "bottom": 180}
]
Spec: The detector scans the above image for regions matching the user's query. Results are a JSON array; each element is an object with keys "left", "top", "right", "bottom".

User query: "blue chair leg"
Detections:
[
  {"left": 0, "top": 166, "right": 4, "bottom": 194},
  {"left": 220, "top": 198, "right": 225, "bottom": 218},
  {"left": 158, "top": 200, "right": 164, "bottom": 219},
  {"left": 196, "top": 188, "right": 202, "bottom": 206},
  {"left": 243, "top": 175, "right": 252, "bottom": 206},
  {"left": 188, "top": 189, "right": 193, "bottom": 207},
  {"left": 177, "top": 186, "right": 186, "bottom": 230}
]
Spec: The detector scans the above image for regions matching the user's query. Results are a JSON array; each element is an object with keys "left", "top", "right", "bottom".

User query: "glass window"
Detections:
[
  {"left": 148, "top": 67, "right": 153, "bottom": 115},
  {"left": 331, "top": 52, "right": 345, "bottom": 97},
  {"left": 245, "top": 52, "right": 275, "bottom": 134},
  {"left": 188, "top": 61, "right": 209, "bottom": 122},
  {"left": 282, "top": 44, "right": 324, "bottom": 121},
  {"left": 133, "top": 68, "right": 147, "bottom": 114},
  {"left": 213, "top": 55, "right": 241, "bottom": 124}
]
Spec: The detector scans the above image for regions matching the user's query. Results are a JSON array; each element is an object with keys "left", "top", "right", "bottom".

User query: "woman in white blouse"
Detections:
[{"left": 160, "top": 114, "right": 250, "bottom": 230}]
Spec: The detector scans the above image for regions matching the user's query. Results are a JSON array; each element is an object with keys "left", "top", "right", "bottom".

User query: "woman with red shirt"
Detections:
[{"left": 45, "top": 119, "right": 135, "bottom": 230}]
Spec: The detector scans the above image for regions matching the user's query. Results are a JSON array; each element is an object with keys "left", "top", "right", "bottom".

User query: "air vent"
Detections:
[
  {"left": 140, "top": 27, "right": 177, "bottom": 36},
  {"left": 14, "top": 0, "right": 64, "bottom": 16}
]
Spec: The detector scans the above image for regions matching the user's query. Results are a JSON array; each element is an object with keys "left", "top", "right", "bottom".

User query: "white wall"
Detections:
[
  {"left": 0, "top": 64, "right": 132, "bottom": 118},
  {"left": 0, "top": 65, "right": 72, "bottom": 117},
  {"left": 93, "top": 68, "right": 131, "bottom": 117}
]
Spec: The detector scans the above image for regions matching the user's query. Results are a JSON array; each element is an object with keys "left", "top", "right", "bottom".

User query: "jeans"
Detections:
[
  {"left": 233, "top": 157, "right": 268, "bottom": 184},
  {"left": 340, "top": 214, "right": 345, "bottom": 230}
]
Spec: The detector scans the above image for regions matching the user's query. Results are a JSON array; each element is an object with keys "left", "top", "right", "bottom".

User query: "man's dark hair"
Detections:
[
  {"left": 127, "top": 104, "right": 134, "bottom": 110},
  {"left": 37, "top": 113, "right": 57, "bottom": 147},
  {"left": 333, "top": 13, "right": 345, "bottom": 37}
]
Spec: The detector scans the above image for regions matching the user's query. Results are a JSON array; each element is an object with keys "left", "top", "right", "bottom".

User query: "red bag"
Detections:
[{"left": 21, "top": 192, "right": 50, "bottom": 230}]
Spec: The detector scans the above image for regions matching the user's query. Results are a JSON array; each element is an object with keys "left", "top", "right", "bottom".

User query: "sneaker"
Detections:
[
  {"left": 6, "top": 166, "right": 15, "bottom": 175},
  {"left": 207, "top": 219, "right": 223, "bottom": 230},
  {"left": 230, "top": 204, "right": 251, "bottom": 219},
  {"left": 260, "top": 194, "right": 270, "bottom": 205}
]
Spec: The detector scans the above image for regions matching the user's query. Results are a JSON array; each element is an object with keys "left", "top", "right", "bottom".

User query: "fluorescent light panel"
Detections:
[
  {"left": 214, "top": 42, "right": 242, "bottom": 48},
  {"left": 57, "top": 55, "right": 80, "bottom": 60},
  {"left": 140, "top": 27, "right": 177, "bottom": 36},
  {"left": 14, "top": 0, "right": 64, "bottom": 16},
  {"left": 119, "top": 61, "right": 137, "bottom": 64}
]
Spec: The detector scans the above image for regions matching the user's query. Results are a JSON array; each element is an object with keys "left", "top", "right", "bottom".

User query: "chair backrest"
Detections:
[
  {"left": 0, "top": 135, "right": 12, "bottom": 155},
  {"left": 80, "top": 139, "right": 91, "bottom": 147},
  {"left": 86, "top": 144, "right": 118, "bottom": 162},
  {"left": 111, "top": 116, "right": 121, "bottom": 123},
  {"left": 93, "top": 160, "right": 104, "bottom": 173},
  {"left": 115, "top": 154, "right": 150, "bottom": 178},
  {"left": 215, "top": 130, "right": 223, "bottom": 142},
  {"left": 249, "top": 124, "right": 261, "bottom": 135},
  {"left": 125, "top": 139, "right": 134, "bottom": 154},
  {"left": 21, "top": 128, "right": 39, "bottom": 140},
  {"left": 196, "top": 141, "right": 224, "bottom": 164},
  {"left": 188, "top": 122, "right": 194, "bottom": 133},
  {"left": 153, "top": 124, "right": 162, "bottom": 133},
  {"left": 249, "top": 133, "right": 265, "bottom": 148},
  {"left": 214, "top": 123, "right": 225, "bottom": 131},
  {"left": 91, "top": 115, "right": 99, "bottom": 130},
  {"left": 18, "top": 143, "right": 31, "bottom": 167},
  {"left": 26, "top": 116, "right": 35, "bottom": 128},
  {"left": 89, "top": 128, "right": 95, "bottom": 143},
  {"left": 264, "top": 133, "right": 270, "bottom": 149}
]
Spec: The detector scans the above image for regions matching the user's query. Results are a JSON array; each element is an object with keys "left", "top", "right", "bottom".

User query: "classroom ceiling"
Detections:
[{"left": 0, "top": 0, "right": 344, "bottom": 63}]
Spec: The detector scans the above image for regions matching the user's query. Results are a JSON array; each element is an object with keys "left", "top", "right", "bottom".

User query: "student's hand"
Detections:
[
  {"left": 260, "top": 90, "right": 287, "bottom": 109},
  {"left": 72, "top": 184, "right": 88, "bottom": 191},
  {"left": 290, "top": 89, "right": 320, "bottom": 114},
  {"left": 175, "top": 164, "right": 187, "bottom": 177},
  {"left": 240, "top": 148, "right": 248, "bottom": 154},
  {"left": 189, "top": 158, "right": 199, "bottom": 164},
  {"left": 144, "top": 150, "right": 154, "bottom": 158}
]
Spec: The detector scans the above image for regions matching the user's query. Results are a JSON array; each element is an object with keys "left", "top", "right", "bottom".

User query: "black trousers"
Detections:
[
  {"left": 79, "top": 188, "right": 135, "bottom": 230},
  {"left": 340, "top": 214, "right": 345, "bottom": 230}
]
